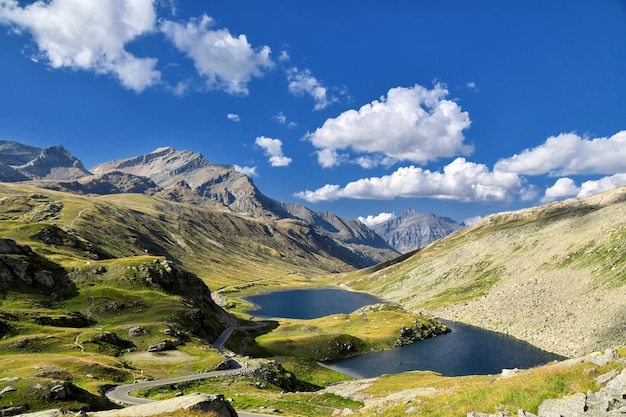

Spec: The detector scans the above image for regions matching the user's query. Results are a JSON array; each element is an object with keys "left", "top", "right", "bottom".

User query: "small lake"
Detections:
[
  {"left": 245, "top": 288, "right": 564, "bottom": 377},
  {"left": 246, "top": 288, "right": 385, "bottom": 320}
]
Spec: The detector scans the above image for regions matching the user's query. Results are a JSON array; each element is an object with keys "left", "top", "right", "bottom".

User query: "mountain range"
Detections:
[
  {"left": 0, "top": 140, "right": 398, "bottom": 269},
  {"left": 1, "top": 139, "right": 625, "bottom": 415}
]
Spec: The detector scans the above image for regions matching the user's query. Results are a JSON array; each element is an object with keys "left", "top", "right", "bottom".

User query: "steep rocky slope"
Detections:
[
  {"left": 341, "top": 186, "right": 626, "bottom": 357},
  {"left": 91, "top": 146, "right": 289, "bottom": 218},
  {"left": 370, "top": 209, "right": 465, "bottom": 253}
]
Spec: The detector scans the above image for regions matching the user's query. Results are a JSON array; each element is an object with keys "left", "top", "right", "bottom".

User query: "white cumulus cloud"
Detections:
[
  {"left": 495, "top": 131, "right": 626, "bottom": 176},
  {"left": 577, "top": 174, "right": 626, "bottom": 197},
  {"left": 294, "top": 158, "right": 520, "bottom": 203},
  {"left": 305, "top": 83, "right": 473, "bottom": 168},
  {"left": 541, "top": 177, "right": 580, "bottom": 203},
  {"left": 234, "top": 164, "right": 258, "bottom": 177},
  {"left": 287, "top": 67, "right": 335, "bottom": 110},
  {"left": 0, "top": 0, "right": 160, "bottom": 92},
  {"left": 542, "top": 173, "right": 626, "bottom": 203},
  {"left": 357, "top": 212, "right": 395, "bottom": 228},
  {"left": 255, "top": 136, "right": 292, "bottom": 167},
  {"left": 160, "top": 14, "right": 274, "bottom": 95},
  {"left": 227, "top": 113, "right": 240, "bottom": 122}
]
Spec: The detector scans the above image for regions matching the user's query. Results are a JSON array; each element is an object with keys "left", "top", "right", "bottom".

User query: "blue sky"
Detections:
[{"left": 1, "top": 1, "right": 626, "bottom": 225}]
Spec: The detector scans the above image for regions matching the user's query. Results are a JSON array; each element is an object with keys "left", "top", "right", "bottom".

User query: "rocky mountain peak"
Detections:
[
  {"left": 371, "top": 209, "right": 465, "bottom": 253},
  {"left": 0, "top": 142, "right": 90, "bottom": 181}
]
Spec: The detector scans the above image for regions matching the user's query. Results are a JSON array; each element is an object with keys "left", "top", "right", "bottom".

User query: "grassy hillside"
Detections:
[
  {"left": 0, "top": 182, "right": 393, "bottom": 414},
  {"left": 335, "top": 186, "right": 626, "bottom": 357},
  {"left": 0, "top": 183, "right": 358, "bottom": 289}
]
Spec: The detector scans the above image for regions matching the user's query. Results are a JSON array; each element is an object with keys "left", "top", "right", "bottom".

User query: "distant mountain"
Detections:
[
  {"left": 0, "top": 140, "right": 91, "bottom": 181},
  {"left": 282, "top": 203, "right": 398, "bottom": 268},
  {"left": 370, "top": 209, "right": 465, "bottom": 253}
]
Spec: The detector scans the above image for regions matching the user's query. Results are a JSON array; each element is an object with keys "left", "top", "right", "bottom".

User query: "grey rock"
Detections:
[
  {"left": 146, "top": 339, "right": 182, "bottom": 352},
  {"left": 0, "top": 385, "right": 17, "bottom": 395},
  {"left": 127, "top": 326, "right": 147, "bottom": 338},
  {"left": 0, "top": 405, "right": 28, "bottom": 416}
]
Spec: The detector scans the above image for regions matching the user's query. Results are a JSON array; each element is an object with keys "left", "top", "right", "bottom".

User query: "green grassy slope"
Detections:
[{"left": 335, "top": 186, "right": 626, "bottom": 357}]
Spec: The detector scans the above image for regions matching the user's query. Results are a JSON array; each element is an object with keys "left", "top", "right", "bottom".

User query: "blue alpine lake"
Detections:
[{"left": 245, "top": 288, "right": 565, "bottom": 378}]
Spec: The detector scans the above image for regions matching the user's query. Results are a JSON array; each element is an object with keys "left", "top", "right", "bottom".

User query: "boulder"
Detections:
[
  {"left": 89, "top": 393, "right": 238, "bottom": 417},
  {"left": 146, "top": 339, "right": 182, "bottom": 352}
]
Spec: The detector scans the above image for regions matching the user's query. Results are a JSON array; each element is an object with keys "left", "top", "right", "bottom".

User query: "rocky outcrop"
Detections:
[
  {"left": 395, "top": 319, "right": 450, "bottom": 346},
  {"left": 133, "top": 259, "right": 238, "bottom": 340},
  {"left": 0, "top": 238, "right": 75, "bottom": 296},
  {"left": 146, "top": 339, "right": 183, "bottom": 352},
  {"left": 468, "top": 365, "right": 626, "bottom": 417}
]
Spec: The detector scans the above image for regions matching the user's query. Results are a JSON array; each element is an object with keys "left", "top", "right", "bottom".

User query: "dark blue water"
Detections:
[
  {"left": 245, "top": 288, "right": 564, "bottom": 377},
  {"left": 245, "top": 288, "right": 385, "bottom": 319}
]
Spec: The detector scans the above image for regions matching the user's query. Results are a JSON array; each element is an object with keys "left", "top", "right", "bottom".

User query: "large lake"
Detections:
[{"left": 245, "top": 288, "right": 565, "bottom": 377}]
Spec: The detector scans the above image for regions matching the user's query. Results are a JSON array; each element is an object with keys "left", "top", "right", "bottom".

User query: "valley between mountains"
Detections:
[{"left": 0, "top": 141, "right": 625, "bottom": 417}]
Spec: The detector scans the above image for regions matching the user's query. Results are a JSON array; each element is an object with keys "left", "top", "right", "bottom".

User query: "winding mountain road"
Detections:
[{"left": 105, "top": 321, "right": 272, "bottom": 417}]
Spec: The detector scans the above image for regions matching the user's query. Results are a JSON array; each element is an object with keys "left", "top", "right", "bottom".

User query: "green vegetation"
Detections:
[
  {"left": 559, "top": 226, "right": 626, "bottom": 286},
  {"left": 350, "top": 360, "right": 624, "bottom": 417},
  {"left": 256, "top": 304, "right": 448, "bottom": 360},
  {"left": 135, "top": 375, "right": 363, "bottom": 417}
]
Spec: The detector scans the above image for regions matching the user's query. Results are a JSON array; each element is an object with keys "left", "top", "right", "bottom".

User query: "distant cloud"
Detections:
[
  {"left": 357, "top": 212, "right": 395, "bottom": 227},
  {"left": 495, "top": 131, "right": 626, "bottom": 176},
  {"left": 0, "top": 0, "right": 161, "bottom": 92},
  {"left": 274, "top": 112, "right": 297, "bottom": 128},
  {"left": 467, "top": 81, "right": 478, "bottom": 91},
  {"left": 463, "top": 216, "right": 482, "bottom": 226},
  {"left": 542, "top": 173, "right": 626, "bottom": 203},
  {"left": 295, "top": 158, "right": 520, "bottom": 203},
  {"left": 160, "top": 14, "right": 274, "bottom": 95},
  {"left": 255, "top": 136, "right": 292, "bottom": 167},
  {"left": 278, "top": 49, "right": 290, "bottom": 62},
  {"left": 305, "top": 83, "right": 473, "bottom": 168},
  {"left": 227, "top": 113, "right": 240, "bottom": 122},
  {"left": 234, "top": 164, "right": 258, "bottom": 177},
  {"left": 286, "top": 67, "right": 336, "bottom": 110}
]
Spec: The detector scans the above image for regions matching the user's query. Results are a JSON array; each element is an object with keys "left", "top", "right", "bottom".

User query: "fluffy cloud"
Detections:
[
  {"left": 227, "top": 113, "right": 240, "bottom": 122},
  {"left": 160, "top": 14, "right": 274, "bottom": 95},
  {"left": 541, "top": 177, "right": 579, "bottom": 203},
  {"left": 495, "top": 131, "right": 626, "bottom": 176},
  {"left": 287, "top": 67, "right": 335, "bottom": 110},
  {"left": 0, "top": 0, "right": 160, "bottom": 92},
  {"left": 542, "top": 173, "right": 626, "bottom": 203},
  {"left": 234, "top": 165, "right": 258, "bottom": 177},
  {"left": 306, "top": 84, "right": 473, "bottom": 168},
  {"left": 578, "top": 174, "right": 626, "bottom": 197},
  {"left": 357, "top": 212, "right": 395, "bottom": 227},
  {"left": 295, "top": 158, "right": 520, "bottom": 203},
  {"left": 255, "top": 136, "right": 292, "bottom": 167}
]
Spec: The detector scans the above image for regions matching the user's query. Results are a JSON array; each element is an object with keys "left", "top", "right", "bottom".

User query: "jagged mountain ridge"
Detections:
[
  {"left": 371, "top": 209, "right": 465, "bottom": 253},
  {"left": 0, "top": 141, "right": 398, "bottom": 267},
  {"left": 91, "top": 146, "right": 290, "bottom": 219},
  {"left": 0, "top": 140, "right": 91, "bottom": 181}
]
